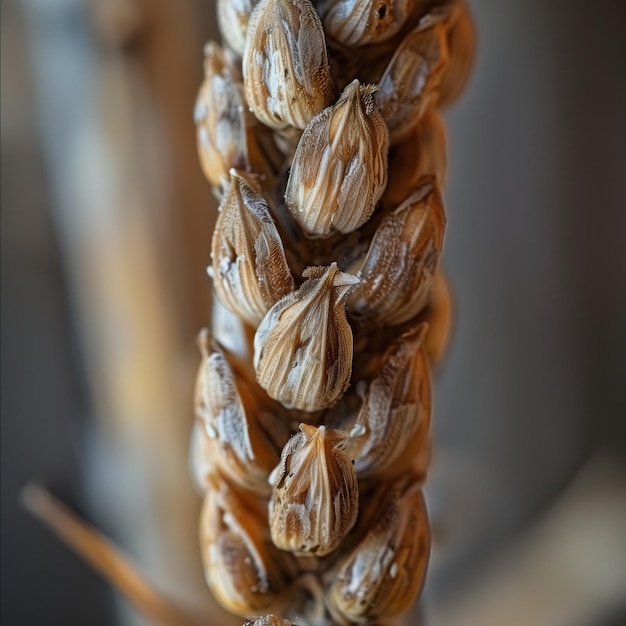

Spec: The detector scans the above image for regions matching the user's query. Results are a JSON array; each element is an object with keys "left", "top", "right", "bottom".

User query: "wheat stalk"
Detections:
[{"left": 192, "top": 1, "right": 474, "bottom": 625}]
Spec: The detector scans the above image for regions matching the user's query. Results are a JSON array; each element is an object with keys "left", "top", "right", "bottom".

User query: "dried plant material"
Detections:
[
  {"left": 438, "top": 0, "right": 475, "bottom": 107},
  {"left": 285, "top": 574, "right": 329, "bottom": 625},
  {"left": 243, "top": 617, "right": 295, "bottom": 626},
  {"left": 190, "top": 0, "right": 475, "bottom": 621},
  {"left": 382, "top": 107, "right": 446, "bottom": 210},
  {"left": 22, "top": 485, "right": 199, "bottom": 626},
  {"left": 254, "top": 263, "right": 358, "bottom": 411},
  {"left": 422, "top": 267, "right": 453, "bottom": 366},
  {"left": 285, "top": 80, "right": 389, "bottom": 237},
  {"left": 269, "top": 424, "right": 359, "bottom": 556},
  {"left": 218, "top": 0, "right": 258, "bottom": 57},
  {"left": 376, "top": 10, "right": 450, "bottom": 144},
  {"left": 246, "top": 122, "right": 286, "bottom": 193},
  {"left": 194, "top": 330, "right": 287, "bottom": 494},
  {"left": 354, "top": 324, "right": 431, "bottom": 479},
  {"left": 195, "top": 42, "right": 249, "bottom": 189},
  {"left": 243, "top": 0, "right": 333, "bottom": 130},
  {"left": 195, "top": 42, "right": 283, "bottom": 194},
  {"left": 189, "top": 420, "right": 216, "bottom": 493},
  {"left": 211, "top": 295, "right": 255, "bottom": 360},
  {"left": 348, "top": 179, "right": 445, "bottom": 326},
  {"left": 327, "top": 479, "right": 430, "bottom": 624},
  {"left": 322, "top": 0, "right": 415, "bottom": 47},
  {"left": 211, "top": 169, "right": 295, "bottom": 326},
  {"left": 200, "top": 482, "right": 293, "bottom": 616}
]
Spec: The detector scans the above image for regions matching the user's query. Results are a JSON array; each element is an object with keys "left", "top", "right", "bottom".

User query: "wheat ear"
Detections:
[{"left": 192, "top": 1, "right": 474, "bottom": 624}]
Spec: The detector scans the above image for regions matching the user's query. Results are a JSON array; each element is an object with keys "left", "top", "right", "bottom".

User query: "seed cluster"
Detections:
[{"left": 192, "top": 1, "right": 473, "bottom": 624}]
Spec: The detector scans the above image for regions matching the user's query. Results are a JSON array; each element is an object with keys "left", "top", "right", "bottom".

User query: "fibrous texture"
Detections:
[{"left": 192, "top": 1, "right": 474, "bottom": 624}]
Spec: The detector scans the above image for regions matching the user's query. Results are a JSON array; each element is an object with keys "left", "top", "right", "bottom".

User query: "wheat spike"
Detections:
[{"left": 193, "top": 1, "right": 475, "bottom": 624}]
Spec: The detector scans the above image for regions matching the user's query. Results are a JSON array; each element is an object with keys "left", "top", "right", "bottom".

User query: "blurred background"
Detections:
[{"left": 2, "top": 1, "right": 625, "bottom": 625}]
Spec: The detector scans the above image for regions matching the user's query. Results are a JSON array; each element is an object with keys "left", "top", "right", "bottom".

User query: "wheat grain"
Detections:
[
  {"left": 284, "top": 80, "right": 389, "bottom": 237},
  {"left": 269, "top": 424, "right": 360, "bottom": 556},
  {"left": 254, "top": 264, "right": 358, "bottom": 410},
  {"left": 243, "top": 0, "right": 332, "bottom": 130},
  {"left": 211, "top": 169, "right": 295, "bottom": 326}
]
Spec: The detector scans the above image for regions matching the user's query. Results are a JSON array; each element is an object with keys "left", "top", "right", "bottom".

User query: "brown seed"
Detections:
[
  {"left": 269, "top": 424, "right": 359, "bottom": 556},
  {"left": 285, "top": 80, "right": 389, "bottom": 237},
  {"left": 243, "top": 0, "right": 332, "bottom": 130},
  {"left": 327, "top": 478, "right": 430, "bottom": 624},
  {"left": 218, "top": 0, "right": 258, "bottom": 57},
  {"left": 200, "top": 480, "right": 293, "bottom": 616},
  {"left": 353, "top": 324, "right": 431, "bottom": 479},
  {"left": 195, "top": 42, "right": 249, "bottom": 190},
  {"left": 254, "top": 263, "right": 358, "bottom": 411},
  {"left": 376, "top": 9, "right": 451, "bottom": 144},
  {"left": 194, "top": 329, "right": 288, "bottom": 494},
  {"left": 322, "top": 0, "right": 415, "bottom": 47},
  {"left": 211, "top": 169, "right": 295, "bottom": 326},
  {"left": 348, "top": 178, "right": 446, "bottom": 326}
]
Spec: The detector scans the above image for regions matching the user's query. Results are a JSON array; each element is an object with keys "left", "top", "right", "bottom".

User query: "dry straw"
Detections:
[{"left": 193, "top": 1, "right": 475, "bottom": 625}]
